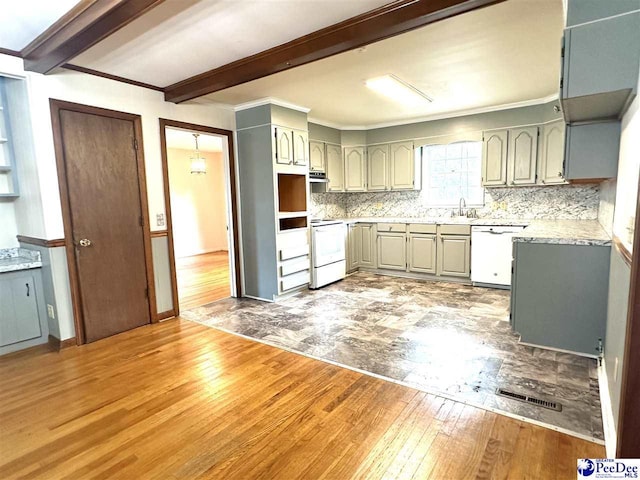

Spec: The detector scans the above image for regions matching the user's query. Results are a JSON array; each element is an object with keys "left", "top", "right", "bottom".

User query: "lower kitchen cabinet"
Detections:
[
  {"left": 510, "top": 242, "right": 610, "bottom": 355},
  {"left": 346, "top": 224, "right": 361, "bottom": 272},
  {"left": 377, "top": 232, "right": 406, "bottom": 270},
  {"left": 408, "top": 234, "right": 437, "bottom": 274},
  {"left": 0, "top": 269, "right": 49, "bottom": 355},
  {"left": 437, "top": 235, "right": 470, "bottom": 277},
  {"left": 359, "top": 224, "right": 375, "bottom": 268}
]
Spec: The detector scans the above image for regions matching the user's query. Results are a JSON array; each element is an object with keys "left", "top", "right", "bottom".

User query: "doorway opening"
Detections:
[{"left": 160, "top": 120, "right": 240, "bottom": 313}]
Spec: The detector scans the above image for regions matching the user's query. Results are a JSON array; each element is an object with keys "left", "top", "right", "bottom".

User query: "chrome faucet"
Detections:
[{"left": 458, "top": 197, "right": 467, "bottom": 216}]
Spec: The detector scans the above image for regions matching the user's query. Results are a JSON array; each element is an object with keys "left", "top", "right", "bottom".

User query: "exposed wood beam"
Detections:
[
  {"left": 164, "top": 0, "right": 504, "bottom": 104},
  {"left": 22, "top": 0, "right": 166, "bottom": 74}
]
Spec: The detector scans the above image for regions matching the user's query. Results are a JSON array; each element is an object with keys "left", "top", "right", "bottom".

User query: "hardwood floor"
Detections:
[
  {"left": 0, "top": 319, "right": 603, "bottom": 479},
  {"left": 176, "top": 251, "right": 230, "bottom": 310}
]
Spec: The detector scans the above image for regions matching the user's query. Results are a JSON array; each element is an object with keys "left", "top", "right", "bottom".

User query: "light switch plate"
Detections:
[{"left": 47, "top": 304, "right": 55, "bottom": 319}]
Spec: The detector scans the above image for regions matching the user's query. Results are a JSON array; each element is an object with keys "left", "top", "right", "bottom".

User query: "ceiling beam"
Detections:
[
  {"left": 164, "top": 0, "right": 504, "bottom": 104},
  {"left": 22, "top": 0, "right": 166, "bottom": 74}
]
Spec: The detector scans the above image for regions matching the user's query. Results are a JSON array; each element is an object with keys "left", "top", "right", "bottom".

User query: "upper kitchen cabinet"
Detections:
[
  {"left": 507, "top": 126, "right": 538, "bottom": 186},
  {"left": 367, "top": 144, "right": 389, "bottom": 191},
  {"left": 309, "top": 140, "right": 325, "bottom": 172},
  {"left": 325, "top": 143, "right": 344, "bottom": 192},
  {"left": 389, "top": 141, "right": 420, "bottom": 190},
  {"left": 560, "top": 11, "right": 640, "bottom": 122},
  {"left": 538, "top": 120, "right": 567, "bottom": 185},
  {"left": 564, "top": 121, "right": 620, "bottom": 180},
  {"left": 481, "top": 130, "right": 508, "bottom": 186},
  {"left": 292, "top": 130, "right": 308, "bottom": 166},
  {"left": 344, "top": 146, "right": 366, "bottom": 192},
  {"left": 274, "top": 127, "right": 293, "bottom": 165}
]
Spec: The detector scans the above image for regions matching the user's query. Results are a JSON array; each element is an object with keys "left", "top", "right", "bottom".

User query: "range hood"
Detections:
[{"left": 309, "top": 171, "right": 328, "bottom": 183}]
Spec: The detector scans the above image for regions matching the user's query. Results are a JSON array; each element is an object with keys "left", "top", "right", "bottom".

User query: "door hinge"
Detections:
[
  {"left": 145, "top": 287, "right": 149, "bottom": 298},
  {"left": 133, "top": 139, "right": 139, "bottom": 150},
  {"left": 511, "top": 266, "right": 514, "bottom": 274},
  {"left": 139, "top": 216, "right": 144, "bottom": 227}
]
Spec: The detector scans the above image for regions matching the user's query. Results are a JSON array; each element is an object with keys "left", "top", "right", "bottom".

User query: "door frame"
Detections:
[
  {"left": 159, "top": 119, "right": 241, "bottom": 316},
  {"left": 50, "top": 99, "right": 157, "bottom": 345}
]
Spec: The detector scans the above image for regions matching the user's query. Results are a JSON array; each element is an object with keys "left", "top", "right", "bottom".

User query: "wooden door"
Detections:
[
  {"left": 367, "top": 144, "right": 388, "bottom": 191},
  {"left": 309, "top": 141, "right": 325, "bottom": 172},
  {"left": 377, "top": 233, "right": 406, "bottom": 270},
  {"left": 408, "top": 234, "right": 437, "bottom": 274},
  {"left": 56, "top": 107, "right": 151, "bottom": 343},
  {"left": 292, "top": 130, "right": 308, "bottom": 166},
  {"left": 508, "top": 127, "right": 538, "bottom": 186},
  {"left": 482, "top": 130, "right": 508, "bottom": 186},
  {"left": 389, "top": 142, "right": 415, "bottom": 190},
  {"left": 274, "top": 127, "right": 292, "bottom": 165},
  {"left": 359, "top": 224, "right": 375, "bottom": 268},
  {"left": 437, "top": 235, "right": 470, "bottom": 277},
  {"left": 344, "top": 147, "right": 366, "bottom": 191},
  {"left": 325, "top": 143, "right": 344, "bottom": 192},
  {"left": 539, "top": 121, "right": 566, "bottom": 185}
]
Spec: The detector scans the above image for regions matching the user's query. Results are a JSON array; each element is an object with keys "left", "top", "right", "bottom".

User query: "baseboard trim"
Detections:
[
  {"left": 598, "top": 358, "right": 618, "bottom": 457},
  {"left": 48, "top": 335, "right": 77, "bottom": 351},
  {"left": 517, "top": 341, "right": 599, "bottom": 359}
]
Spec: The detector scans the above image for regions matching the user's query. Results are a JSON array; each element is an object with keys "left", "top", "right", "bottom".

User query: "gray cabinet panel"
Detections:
[
  {"left": 377, "top": 233, "right": 406, "bottom": 270},
  {"left": 367, "top": 144, "right": 389, "bottom": 191},
  {"left": 360, "top": 224, "right": 375, "bottom": 268},
  {"left": 511, "top": 242, "right": 610, "bottom": 355},
  {"left": 482, "top": 130, "right": 508, "bottom": 186},
  {"left": 566, "top": 0, "right": 640, "bottom": 26},
  {"left": 326, "top": 143, "right": 344, "bottom": 192},
  {"left": 539, "top": 120, "right": 567, "bottom": 185},
  {"left": 408, "top": 234, "right": 436, "bottom": 274},
  {"left": 347, "top": 224, "right": 361, "bottom": 272},
  {"left": 507, "top": 126, "right": 538, "bottom": 186},
  {"left": 344, "top": 146, "right": 366, "bottom": 191},
  {"left": 437, "top": 235, "right": 470, "bottom": 277},
  {"left": 565, "top": 121, "right": 620, "bottom": 179},
  {"left": 309, "top": 140, "right": 324, "bottom": 172}
]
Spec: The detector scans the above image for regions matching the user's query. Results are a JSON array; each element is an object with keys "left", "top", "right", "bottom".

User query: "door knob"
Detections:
[{"left": 79, "top": 238, "right": 92, "bottom": 247}]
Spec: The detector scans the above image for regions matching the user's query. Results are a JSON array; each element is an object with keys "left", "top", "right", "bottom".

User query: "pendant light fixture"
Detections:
[{"left": 190, "top": 133, "right": 206, "bottom": 174}]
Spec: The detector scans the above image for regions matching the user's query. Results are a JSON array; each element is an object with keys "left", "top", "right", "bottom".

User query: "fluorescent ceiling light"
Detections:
[{"left": 365, "top": 75, "right": 433, "bottom": 106}]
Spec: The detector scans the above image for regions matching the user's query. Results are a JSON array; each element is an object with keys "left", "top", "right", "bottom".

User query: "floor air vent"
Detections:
[{"left": 495, "top": 388, "right": 562, "bottom": 412}]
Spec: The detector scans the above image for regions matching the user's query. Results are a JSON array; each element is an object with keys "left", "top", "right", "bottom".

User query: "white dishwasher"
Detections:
[{"left": 471, "top": 225, "right": 525, "bottom": 288}]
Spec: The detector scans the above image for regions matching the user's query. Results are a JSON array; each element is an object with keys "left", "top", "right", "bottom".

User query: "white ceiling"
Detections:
[
  {"left": 0, "top": 0, "right": 81, "bottom": 51},
  {"left": 72, "top": 0, "right": 391, "bottom": 87},
  {"left": 166, "top": 127, "right": 223, "bottom": 152},
  {"left": 198, "top": 0, "right": 564, "bottom": 127}
]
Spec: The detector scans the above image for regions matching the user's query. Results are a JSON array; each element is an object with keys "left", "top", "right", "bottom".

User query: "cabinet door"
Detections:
[
  {"left": 309, "top": 140, "right": 325, "bottom": 172},
  {"left": 344, "top": 147, "right": 366, "bottom": 191},
  {"left": 539, "top": 120, "right": 567, "bottom": 185},
  {"left": 325, "top": 143, "right": 344, "bottom": 192},
  {"left": 347, "top": 224, "right": 361, "bottom": 272},
  {"left": 507, "top": 127, "right": 538, "bottom": 186},
  {"left": 437, "top": 235, "right": 470, "bottom": 277},
  {"left": 274, "top": 127, "right": 293, "bottom": 165},
  {"left": 292, "top": 130, "right": 308, "bottom": 166},
  {"left": 408, "top": 234, "right": 437, "bottom": 274},
  {"left": 482, "top": 130, "right": 508, "bottom": 186},
  {"left": 367, "top": 144, "right": 388, "bottom": 191},
  {"left": 0, "top": 274, "right": 41, "bottom": 347},
  {"left": 359, "top": 224, "right": 375, "bottom": 268},
  {"left": 389, "top": 142, "right": 416, "bottom": 190},
  {"left": 377, "top": 233, "right": 406, "bottom": 270}
]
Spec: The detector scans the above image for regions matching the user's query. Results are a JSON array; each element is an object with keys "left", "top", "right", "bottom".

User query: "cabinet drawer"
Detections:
[
  {"left": 377, "top": 223, "right": 406, "bottom": 233},
  {"left": 280, "top": 270, "right": 310, "bottom": 291},
  {"left": 280, "top": 257, "right": 310, "bottom": 277},
  {"left": 439, "top": 224, "right": 471, "bottom": 235},
  {"left": 408, "top": 223, "right": 437, "bottom": 234},
  {"left": 279, "top": 244, "right": 309, "bottom": 261}
]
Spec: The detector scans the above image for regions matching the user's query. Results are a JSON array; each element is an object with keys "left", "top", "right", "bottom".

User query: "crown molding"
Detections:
[
  {"left": 233, "top": 97, "right": 311, "bottom": 114},
  {"left": 308, "top": 93, "right": 559, "bottom": 131}
]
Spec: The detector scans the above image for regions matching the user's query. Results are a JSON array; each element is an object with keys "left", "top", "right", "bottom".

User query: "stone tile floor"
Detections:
[{"left": 181, "top": 272, "right": 603, "bottom": 440}]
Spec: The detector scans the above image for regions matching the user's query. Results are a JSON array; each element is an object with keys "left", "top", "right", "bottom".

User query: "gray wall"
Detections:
[
  {"left": 151, "top": 236, "right": 174, "bottom": 314},
  {"left": 308, "top": 123, "right": 341, "bottom": 144},
  {"left": 604, "top": 248, "right": 631, "bottom": 435}
]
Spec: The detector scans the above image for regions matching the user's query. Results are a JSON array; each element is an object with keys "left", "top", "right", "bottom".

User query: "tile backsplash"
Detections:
[{"left": 310, "top": 184, "right": 601, "bottom": 220}]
